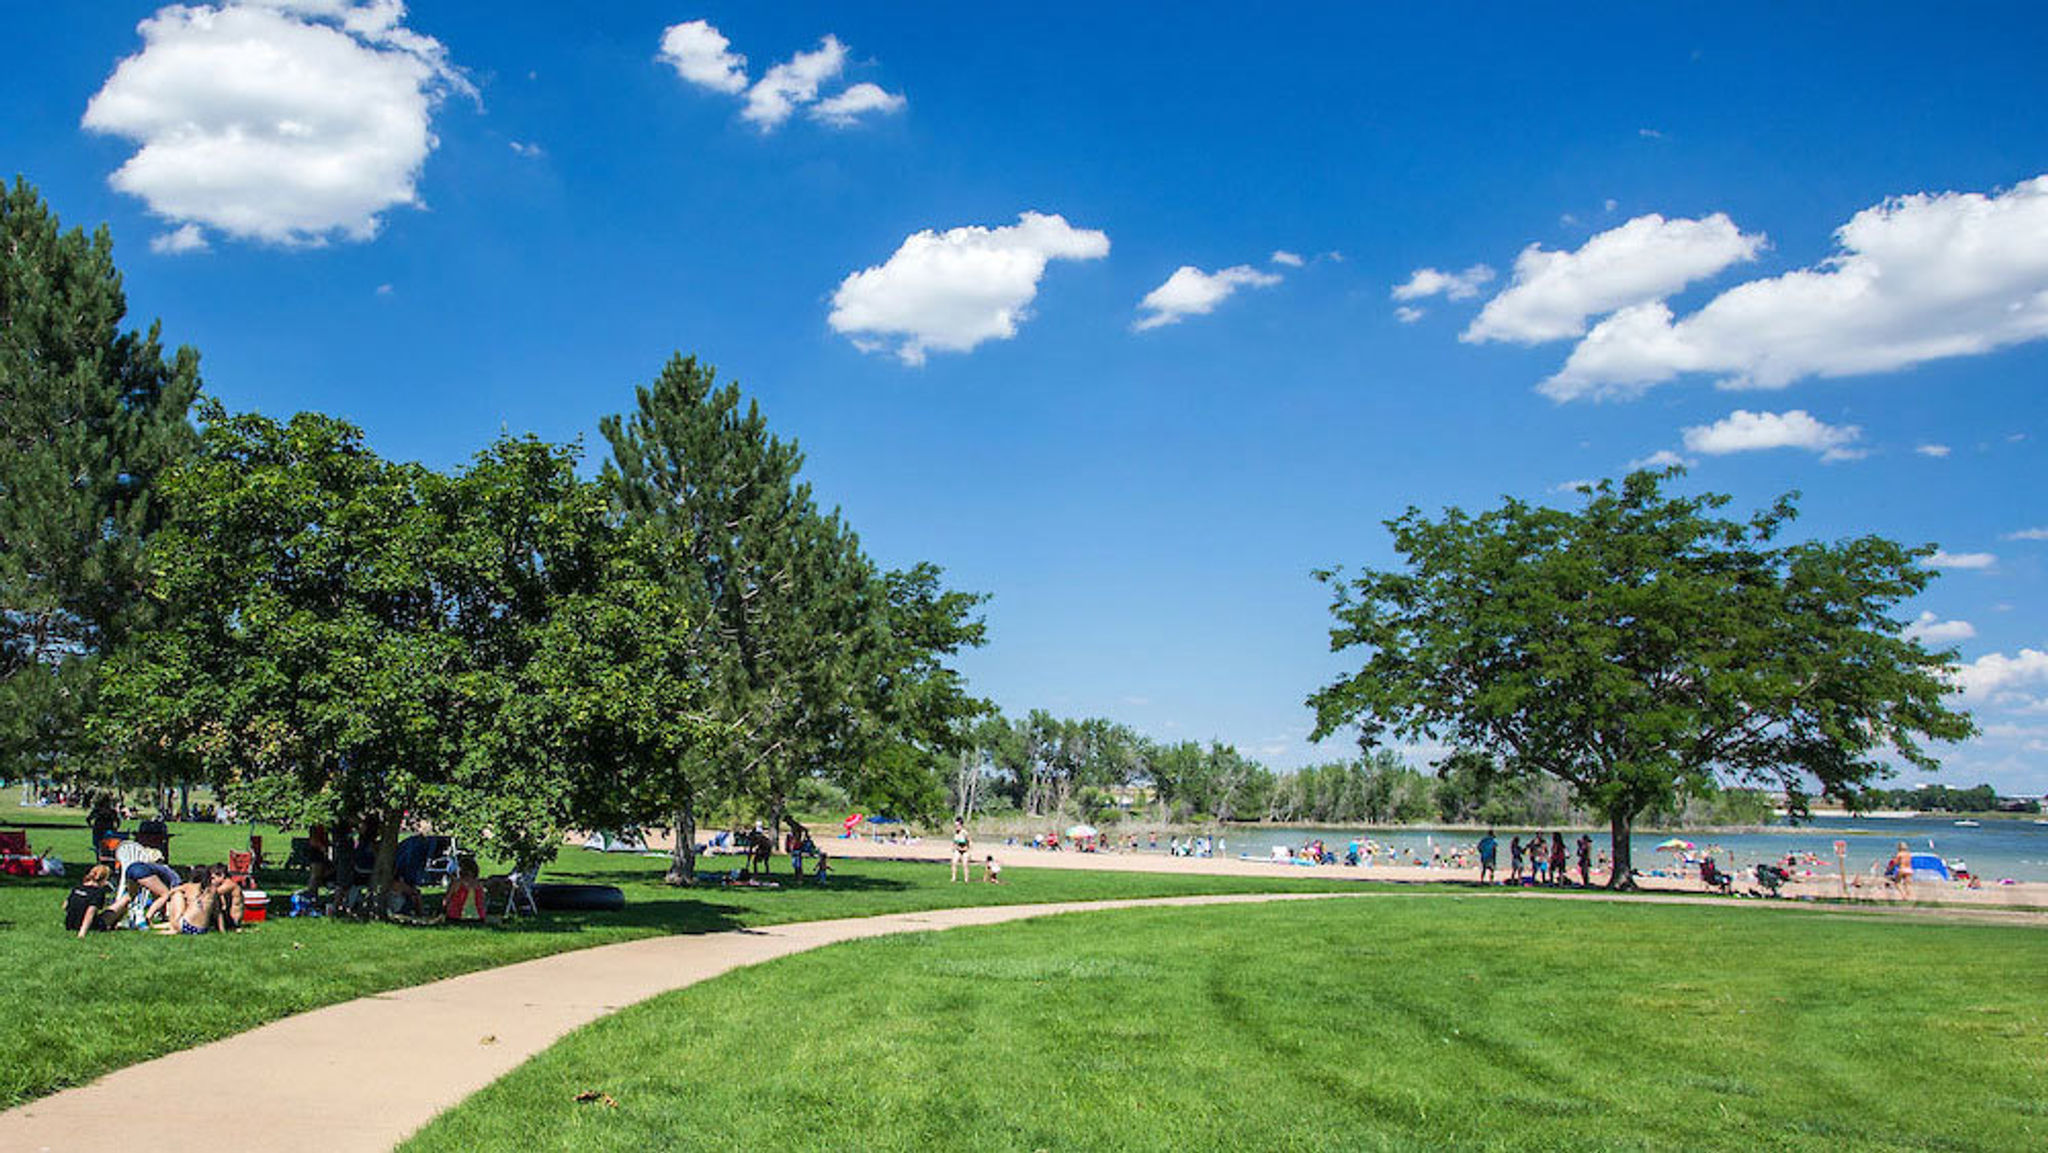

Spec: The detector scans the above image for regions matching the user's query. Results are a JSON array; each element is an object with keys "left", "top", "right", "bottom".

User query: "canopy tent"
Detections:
[{"left": 1066, "top": 824, "right": 1100, "bottom": 839}]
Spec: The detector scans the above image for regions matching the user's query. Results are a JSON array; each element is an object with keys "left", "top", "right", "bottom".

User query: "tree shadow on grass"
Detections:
[{"left": 484, "top": 871, "right": 917, "bottom": 937}]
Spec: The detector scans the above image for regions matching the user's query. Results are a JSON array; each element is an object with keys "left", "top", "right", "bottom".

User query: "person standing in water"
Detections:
[{"left": 951, "top": 817, "right": 972, "bottom": 882}]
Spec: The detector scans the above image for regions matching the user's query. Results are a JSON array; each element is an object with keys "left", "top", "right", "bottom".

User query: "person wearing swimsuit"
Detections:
[
  {"left": 951, "top": 818, "right": 971, "bottom": 883},
  {"left": 164, "top": 875, "right": 217, "bottom": 936}
]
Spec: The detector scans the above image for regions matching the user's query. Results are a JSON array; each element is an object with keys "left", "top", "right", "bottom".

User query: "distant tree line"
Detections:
[
  {"left": 1856, "top": 783, "right": 2035, "bottom": 814},
  {"left": 941, "top": 712, "right": 1781, "bottom": 830}
]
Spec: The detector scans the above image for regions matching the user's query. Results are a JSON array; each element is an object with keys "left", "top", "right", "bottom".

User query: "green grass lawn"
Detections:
[
  {"left": 0, "top": 799, "right": 1366, "bottom": 1107},
  {"left": 406, "top": 898, "right": 2048, "bottom": 1153}
]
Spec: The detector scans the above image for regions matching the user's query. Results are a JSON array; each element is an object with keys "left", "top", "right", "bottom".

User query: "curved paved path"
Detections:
[
  {"left": 0, "top": 891, "right": 1366, "bottom": 1153},
  {"left": 6, "top": 886, "right": 2039, "bottom": 1153}
]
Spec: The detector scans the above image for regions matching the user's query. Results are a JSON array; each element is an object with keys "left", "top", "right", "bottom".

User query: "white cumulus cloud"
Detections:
[
  {"left": 1915, "top": 443, "right": 1952, "bottom": 458},
  {"left": 82, "top": 1, "right": 471, "bottom": 248},
  {"left": 662, "top": 25, "right": 903, "bottom": 131},
  {"left": 1627, "top": 449, "right": 1693, "bottom": 470},
  {"left": 808, "top": 82, "right": 905, "bottom": 127},
  {"left": 149, "top": 222, "right": 209, "bottom": 255},
  {"left": 1467, "top": 214, "right": 1764, "bottom": 348},
  {"left": 658, "top": 19, "right": 747, "bottom": 94},
  {"left": 1270, "top": 250, "right": 1305, "bottom": 267},
  {"left": 829, "top": 211, "right": 1110, "bottom": 365},
  {"left": 1546, "top": 175, "right": 2048, "bottom": 400},
  {"left": 2004, "top": 527, "right": 2048, "bottom": 541},
  {"left": 1903, "top": 611, "right": 1976, "bottom": 645},
  {"left": 1680, "top": 409, "right": 1863, "bottom": 461},
  {"left": 1925, "top": 550, "right": 1998, "bottom": 570},
  {"left": 1953, "top": 648, "right": 2048, "bottom": 703},
  {"left": 1392, "top": 264, "right": 1495, "bottom": 302},
  {"left": 1134, "top": 264, "right": 1282, "bottom": 331},
  {"left": 1394, "top": 306, "right": 1425, "bottom": 324},
  {"left": 743, "top": 35, "right": 846, "bottom": 128}
]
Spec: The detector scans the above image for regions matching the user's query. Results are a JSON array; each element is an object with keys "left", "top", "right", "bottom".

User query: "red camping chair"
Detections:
[
  {"left": 0, "top": 831, "right": 38, "bottom": 877},
  {"left": 227, "top": 849, "right": 256, "bottom": 888}
]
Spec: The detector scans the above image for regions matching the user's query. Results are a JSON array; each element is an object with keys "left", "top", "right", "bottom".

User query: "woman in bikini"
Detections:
[
  {"left": 161, "top": 867, "right": 218, "bottom": 935},
  {"left": 951, "top": 818, "right": 971, "bottom": 883}
]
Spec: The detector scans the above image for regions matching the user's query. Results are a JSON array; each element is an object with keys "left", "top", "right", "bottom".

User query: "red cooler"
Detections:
[{"left": 242, "top": 890, "right": 268, "bottom": 923}]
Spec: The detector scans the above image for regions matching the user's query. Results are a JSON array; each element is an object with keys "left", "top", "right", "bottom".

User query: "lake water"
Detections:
[{"left": 1196, "top": 816, "right": 2048, "bottom": 882}]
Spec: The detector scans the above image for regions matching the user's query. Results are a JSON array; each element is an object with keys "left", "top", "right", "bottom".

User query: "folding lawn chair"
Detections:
[
  {"left": 500, "top": 867, "right": 539, "bottom": 918},
  {"left": 0, "top": 830, "right": 39, "bottom": 877},
  {"left": 227, "top": 849, "right": 256, "bottom": 888},
  {"left": 134, "top": 827, "right": 172, "bottom": 858}
]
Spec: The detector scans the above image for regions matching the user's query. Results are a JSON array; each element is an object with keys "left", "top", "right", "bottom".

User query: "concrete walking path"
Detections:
[{"left": 0, "top": 891, "right": 1366, "bottom": 1153}]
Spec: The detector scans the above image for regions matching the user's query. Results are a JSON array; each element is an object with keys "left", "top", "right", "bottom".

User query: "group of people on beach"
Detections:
[
  {"left": 1489, "top": 831, "right": 1599, "bottom": 887},
  {"left": 65, "top": 858, "right": 247, "bottom": 937}
]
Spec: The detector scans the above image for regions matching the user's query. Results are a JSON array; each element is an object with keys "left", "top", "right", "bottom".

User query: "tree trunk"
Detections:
[
  {"left": 372, "top": 812, "right": 401, "bottom": 911},
  {"left": 665, "top": 796, "right": 698, "bottom": 886},
  {"left": 1605, "top": 809, "right": 1637, "bottom": 890}
]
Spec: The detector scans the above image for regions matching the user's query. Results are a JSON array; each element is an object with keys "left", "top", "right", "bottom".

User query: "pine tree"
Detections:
[{"left": 0, "top": 177, "right": 200, "bottom": 777}]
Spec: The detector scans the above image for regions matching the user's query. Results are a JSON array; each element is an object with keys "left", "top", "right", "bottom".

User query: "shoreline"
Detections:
[{"left": 808, "top": 832, "right": 2048, "bottom": 912}]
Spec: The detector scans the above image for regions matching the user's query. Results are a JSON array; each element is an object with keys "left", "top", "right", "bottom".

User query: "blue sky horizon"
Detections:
[{"left": 6, "top": 2, "right": 2046, "bottom": 793}]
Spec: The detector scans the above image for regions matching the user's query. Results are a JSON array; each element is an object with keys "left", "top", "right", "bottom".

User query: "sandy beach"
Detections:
[{"left": 764, "top": 831, "right": 2048, "bottom": 911}]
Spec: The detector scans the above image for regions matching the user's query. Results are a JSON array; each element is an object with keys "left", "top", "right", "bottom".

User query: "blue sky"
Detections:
[{"left": 6, "top": 2, "right": 2046, "bottom": 792}]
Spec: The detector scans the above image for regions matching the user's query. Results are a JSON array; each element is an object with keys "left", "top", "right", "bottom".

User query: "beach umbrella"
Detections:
[
  {"left": 1654, "top": 838, "right": 1694, "bottom": 852},
  {"left": 1067, "top": 823, "right": 1099, "bottom": 838}
]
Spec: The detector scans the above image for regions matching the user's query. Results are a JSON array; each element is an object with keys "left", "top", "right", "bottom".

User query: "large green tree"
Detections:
[
  {"left": 600, "top": 355, "right": 825, "bottom": 881},
  {"left": 1, "top": 178, "right": 198, "bottom": 778},
  {"left": 97, "top": 405, "right": 622, "bottom": 889},
  {"left": 602, "top": 357, "right": 988, "bottom": 878},
  {"left": 1308, "top": 470, "right": 1976, "bottom": 886}
]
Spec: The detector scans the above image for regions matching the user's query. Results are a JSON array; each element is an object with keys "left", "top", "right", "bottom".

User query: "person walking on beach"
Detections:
[
  {"left": 1575, "top": 834, "right": 1592, "bottom": 887},
  {"left": 951, "top": 818, "right": 971, "bottom": 882},
  {"left": 1890, "top": 840, "right": 1914, "bottom": 900},
  {"left": 1509, "top": 835, "right": 1524, "bottom": 883},
  {"left": 1549, "top": 833, "right": 1568, "bottom": 887},
  {"left": 1478, "top": 831, "right": 1497, "bottom": 884}
]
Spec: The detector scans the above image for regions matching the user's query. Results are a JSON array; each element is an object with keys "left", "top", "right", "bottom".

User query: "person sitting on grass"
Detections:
[
  {"left": 161, "top": 867, "right": 218, "bottom": 935},
  {"left": 984, "top": 854, "right": 1002, "bottom": 884},
  {"left": 211, "top": 865, "right": 246, "bottom": 931},
  {"left": 158, "top": 864, "right": 207, "bottom": 929},
  {"left": 444, "top": 856, "right": 488, "bottom": 925},
  {"left": 66, "top": 865, "right": 116, "bottom": 938}
]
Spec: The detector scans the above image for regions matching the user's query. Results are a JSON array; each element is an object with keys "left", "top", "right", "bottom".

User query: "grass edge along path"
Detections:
[
  {"left": 0, "top": 893, "right": 1371, "bottom": 1153},
  {"left": 407, "top": 896, "right": 2048, "bottom": 1153},
  {"left": 0, "top": 812, "right": 1378, "bottom": 1110}
]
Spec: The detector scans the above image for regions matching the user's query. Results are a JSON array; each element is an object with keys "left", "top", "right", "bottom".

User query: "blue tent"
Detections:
[{"left": 1908, "top": 852, "right": 1951, "bottom": 880}]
